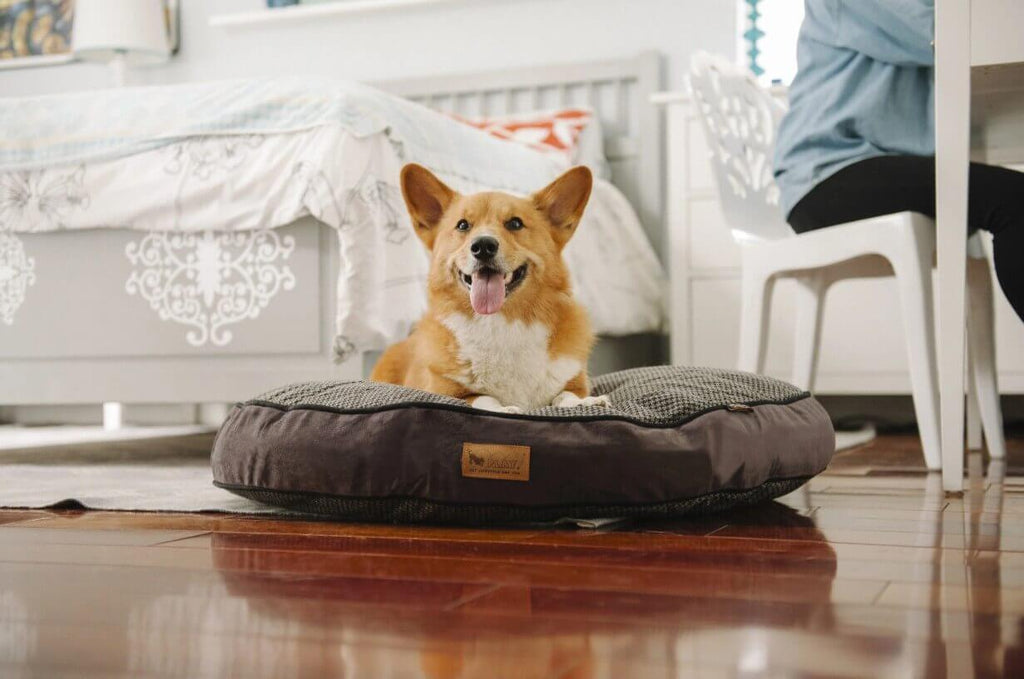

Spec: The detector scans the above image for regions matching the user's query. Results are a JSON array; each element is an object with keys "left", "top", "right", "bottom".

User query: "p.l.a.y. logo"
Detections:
[{"left": 461, "top": 443, "right": 530, "bottom": 482}]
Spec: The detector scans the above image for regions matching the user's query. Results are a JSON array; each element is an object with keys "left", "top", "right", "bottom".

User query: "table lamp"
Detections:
[{"left": 73, "top": 0, "right": 170, "bottom": 87}]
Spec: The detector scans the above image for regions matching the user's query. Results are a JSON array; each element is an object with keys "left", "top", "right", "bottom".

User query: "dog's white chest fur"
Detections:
[{"left": 441, "top": 313, "right": 580, "bottom": 409}]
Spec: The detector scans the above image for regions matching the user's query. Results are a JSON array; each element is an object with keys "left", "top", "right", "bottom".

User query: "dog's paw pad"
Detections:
[{"left": 578, "top": 395, "right": 611, "bottom": 408}]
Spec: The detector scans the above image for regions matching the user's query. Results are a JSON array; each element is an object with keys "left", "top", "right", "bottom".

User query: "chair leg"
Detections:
[
  {"left": 791, "top": 272, "right": 828, "bottom": 391},
  {"left": 966, "top": 369, "right": 983, "bottom": 450},
  {"left": 738, "top": 265, "right": 774, "bottom": 375},
  {"left": 890, "top": 228, "right": 942, "bottom": 471},
  {"left": 102, "top": 402, "right": 123, "bottom": 431},
  {"left": 966, "top": 257, "right": 1007, "bottom": 459}
]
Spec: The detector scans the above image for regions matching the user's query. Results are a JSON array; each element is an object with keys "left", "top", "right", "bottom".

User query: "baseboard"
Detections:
[{"left": 3, "top": 403, "right": 210, "bottom": 426}]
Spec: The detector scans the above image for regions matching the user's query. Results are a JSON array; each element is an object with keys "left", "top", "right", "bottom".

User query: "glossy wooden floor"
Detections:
[{"left": 3, "top": 434, "right": 1024, "bottom": 678}]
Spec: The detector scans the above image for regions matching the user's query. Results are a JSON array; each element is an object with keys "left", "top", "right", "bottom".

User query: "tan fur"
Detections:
[{"left": 370, "top": 164, "right": 600, "bottom": 410}]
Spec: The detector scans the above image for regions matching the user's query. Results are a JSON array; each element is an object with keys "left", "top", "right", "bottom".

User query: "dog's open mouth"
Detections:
[{"left": 459, "top": 263, "right": 528, "bottom": 315}]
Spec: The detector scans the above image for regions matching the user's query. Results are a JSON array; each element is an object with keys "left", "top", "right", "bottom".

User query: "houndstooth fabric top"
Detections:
[{"left": 248, "top": 366, "right": 808, "bottom": 427}]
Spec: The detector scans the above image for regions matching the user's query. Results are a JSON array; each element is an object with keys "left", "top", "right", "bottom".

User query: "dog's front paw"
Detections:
[
  {"left": 579, "top": 394, "right": 611, "bottom": 408},
  {"left": 552, "top": 391, "right": 612, "bottom": 409},
  {"left": 471, "top": 395, "right": 523, "bottom": 414}
]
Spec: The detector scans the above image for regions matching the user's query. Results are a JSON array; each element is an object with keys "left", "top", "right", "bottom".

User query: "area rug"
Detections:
[{"left": 0, "top": 432, "right": 283, "bottom": 514}]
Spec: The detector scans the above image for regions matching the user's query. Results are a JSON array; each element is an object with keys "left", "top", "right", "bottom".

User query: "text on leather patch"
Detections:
[{"left": 461, "top": 443, "right": 531, "bottom": 481}]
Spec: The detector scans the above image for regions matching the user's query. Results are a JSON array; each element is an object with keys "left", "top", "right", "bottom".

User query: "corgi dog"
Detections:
[{"left": 370, "top": 163, "right": 609, "bottom": 414}]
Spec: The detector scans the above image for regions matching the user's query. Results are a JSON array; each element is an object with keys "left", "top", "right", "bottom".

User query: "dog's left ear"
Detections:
[
  {"left": 401, "top": 163, "right": 457, "bottom": 250},
  {"left": 532, "top": 166, "right": 592, "bottom": 248}
]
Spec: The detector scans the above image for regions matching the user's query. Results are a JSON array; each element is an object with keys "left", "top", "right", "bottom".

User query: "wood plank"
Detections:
[
  {"left": 0, "top": 527, "right": 208, "bottom": 547},
  {"left": 0, "top": 510, "right": 55, "bottom": 526}
]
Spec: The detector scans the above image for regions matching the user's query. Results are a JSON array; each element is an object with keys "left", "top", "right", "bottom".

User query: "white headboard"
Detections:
[{"left": 380, "top": 52, "right": 665, "bottom": 254}]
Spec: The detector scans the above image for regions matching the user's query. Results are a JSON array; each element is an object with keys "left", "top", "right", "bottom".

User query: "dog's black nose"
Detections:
[{"left": 470, "top": 236, "right": 499, "bottom": 260}]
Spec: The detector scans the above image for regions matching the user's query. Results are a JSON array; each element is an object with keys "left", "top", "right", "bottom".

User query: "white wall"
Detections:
[{"left": 0, "top": 0, "right": 735, "bottom": 96}]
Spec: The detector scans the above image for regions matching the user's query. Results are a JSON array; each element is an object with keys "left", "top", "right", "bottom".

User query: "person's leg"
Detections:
[
  {"left": 965, "top": 163, "right": 1024, "bottom": 322},
  {"left": 787, "top": 155, "right": 1024, "bottom": 321},
  {"left": 992, "top": 227, "right": 1024, "bottom": 322},
  {"left": 786, "top": 155, "right": 937, "bottom": 233}
]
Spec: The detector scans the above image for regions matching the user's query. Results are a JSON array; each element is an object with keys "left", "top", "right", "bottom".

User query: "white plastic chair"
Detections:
[{"left": 688, "top": 52, "right": 1005, "bottom": 469}]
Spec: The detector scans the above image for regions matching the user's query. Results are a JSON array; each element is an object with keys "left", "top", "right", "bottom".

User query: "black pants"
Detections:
[{"left": 787, "top": 155, "right": 1024, "bottom": 322}]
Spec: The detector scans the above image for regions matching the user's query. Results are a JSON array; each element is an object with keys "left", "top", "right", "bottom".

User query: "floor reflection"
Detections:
[
  {"left": 0, "top": 560, "right": 212, "bottom": 678},
  {"left": 962, "top": 453, "right": 1020, "bottom": 678},
  {"left": 799, "top": 449, "right": 1023, "bottom": 679},
  {"left": 208, "top": 504, "right": 850, "bottom": 677}
]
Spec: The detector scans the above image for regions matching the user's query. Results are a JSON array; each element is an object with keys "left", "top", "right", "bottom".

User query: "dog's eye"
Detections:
[
  {"left": 455, "top": 219, "right": 471, "bottom": 232},
  {"left": 505, "top": 217, "right": 524, "bottom": 231}
]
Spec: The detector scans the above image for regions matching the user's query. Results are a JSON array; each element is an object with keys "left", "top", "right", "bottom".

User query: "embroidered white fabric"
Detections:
[
  {"left": 0, "top": 124, "right": 664, "bottom": 360},
  {"left": 0, "top": 77, "right": 565, "bottom": 193}
]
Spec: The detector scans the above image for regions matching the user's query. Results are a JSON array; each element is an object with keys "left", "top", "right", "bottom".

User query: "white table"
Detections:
[{"left": 935, "top": 0, "right": 1024, "bottom": 492}]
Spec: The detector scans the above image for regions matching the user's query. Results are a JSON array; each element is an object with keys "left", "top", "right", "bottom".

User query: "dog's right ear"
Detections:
[{"left": 401, "top": 163, "right": 456, "bottom": 250}]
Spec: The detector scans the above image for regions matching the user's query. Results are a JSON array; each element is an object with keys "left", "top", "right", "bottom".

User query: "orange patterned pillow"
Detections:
[{"left": 452, "top": 108, "right": 594, "bottom": 164}]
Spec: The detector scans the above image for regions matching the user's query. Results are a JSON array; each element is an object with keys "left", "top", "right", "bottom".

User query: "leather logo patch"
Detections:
[{"left": 461, "top": 443, "right": 530, "bottom": 482}]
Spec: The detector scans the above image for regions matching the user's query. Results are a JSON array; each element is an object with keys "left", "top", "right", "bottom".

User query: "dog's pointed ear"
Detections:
[
  {"left": 401, "top": 163, "right": 457, "bottom": 250},
  {"left": 532, "top": 166, "right": 592, "bottom": 248}
]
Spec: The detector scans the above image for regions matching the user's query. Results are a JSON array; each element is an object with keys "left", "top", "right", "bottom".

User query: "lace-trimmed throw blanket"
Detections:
[{"left": 0, "top": 78, "right": 664, "bottom": 360}]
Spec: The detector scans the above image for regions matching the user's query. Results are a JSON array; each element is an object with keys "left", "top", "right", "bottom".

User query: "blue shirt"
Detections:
[{"left": 773, "top": 0, "right": 936, "bottom": 217}]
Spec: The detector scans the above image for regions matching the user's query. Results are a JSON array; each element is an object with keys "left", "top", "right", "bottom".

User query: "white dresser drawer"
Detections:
[
  {"left": 691, "top": 276, "right": 921, "bottom": 392},
  {"left": 689, "top": 198, "right": 741, "bottom": 270},
  {"left": 691, "top": 277, "right": 793, "bottom": 374}
]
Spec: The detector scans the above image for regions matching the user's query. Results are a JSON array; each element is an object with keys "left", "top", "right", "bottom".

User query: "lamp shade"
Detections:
[{"left": 73, "top": 0, "right": 170, "bottom": 65}]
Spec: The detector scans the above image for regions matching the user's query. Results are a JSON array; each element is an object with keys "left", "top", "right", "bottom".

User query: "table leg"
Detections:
[{"left": 935, "top": 0, "right": 972, "bottom": 493}]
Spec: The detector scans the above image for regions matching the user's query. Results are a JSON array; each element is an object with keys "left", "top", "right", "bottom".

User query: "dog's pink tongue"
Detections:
[{"left": 469, "top": 270, "right": 506, "bottom": 315}]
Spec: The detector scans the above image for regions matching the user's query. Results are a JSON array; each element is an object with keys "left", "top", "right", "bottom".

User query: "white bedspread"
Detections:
[{"left": 0, "top": 80, "right": 664, "bottom": 360}]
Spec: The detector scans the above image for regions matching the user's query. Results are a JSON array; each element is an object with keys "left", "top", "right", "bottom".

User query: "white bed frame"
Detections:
[{"left": 0, "top": 53, "right": 664, "bottom": 424}]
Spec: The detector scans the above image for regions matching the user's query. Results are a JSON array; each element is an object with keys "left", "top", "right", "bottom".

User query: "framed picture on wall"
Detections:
[
  {"left": 0, "top": 1, "right": 179, "bottom": 71},
  {"left": 0, "top": 0, "right": 75, "bottom": 69}
]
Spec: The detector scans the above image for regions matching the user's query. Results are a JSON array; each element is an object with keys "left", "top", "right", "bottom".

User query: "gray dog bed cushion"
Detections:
[{"left": 211, "top": 366, "right": 835, "bottom": 525}]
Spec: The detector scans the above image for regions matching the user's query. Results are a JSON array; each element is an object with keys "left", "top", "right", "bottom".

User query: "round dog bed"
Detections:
[{"left": 211, "top": 366, "right": 834, "bottom": 524}]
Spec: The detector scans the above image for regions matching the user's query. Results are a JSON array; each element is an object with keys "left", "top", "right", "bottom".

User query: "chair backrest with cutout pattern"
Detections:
[{"left": 689, "top": 52, "right": 794, "bottom": 242}]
